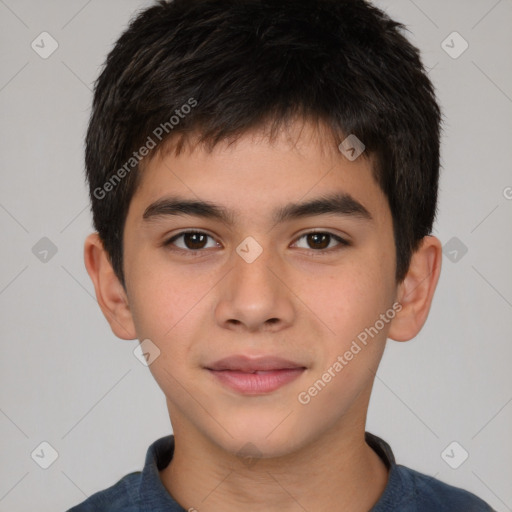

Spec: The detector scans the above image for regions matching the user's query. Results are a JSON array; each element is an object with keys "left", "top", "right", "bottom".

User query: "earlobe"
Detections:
[
  {"left": 83, "top": 233, "right": 137, "bottom": 340},
  {"left": 387, "top": 235, "right": 442, "bottom": 342}
]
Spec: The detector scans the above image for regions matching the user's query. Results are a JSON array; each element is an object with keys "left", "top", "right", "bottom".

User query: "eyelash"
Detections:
[{"left": 162, "top": 230, "right": 350, "bottom": 257}]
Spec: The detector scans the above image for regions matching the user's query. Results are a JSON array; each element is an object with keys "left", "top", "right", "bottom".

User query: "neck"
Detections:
[{"left": 160, "top": 416, "right": 389, "bottom": 512}]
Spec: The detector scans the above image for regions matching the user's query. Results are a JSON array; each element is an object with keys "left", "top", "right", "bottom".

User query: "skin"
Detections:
[{"left": 84, "top": 120, "right": 442, "bottom": 512}]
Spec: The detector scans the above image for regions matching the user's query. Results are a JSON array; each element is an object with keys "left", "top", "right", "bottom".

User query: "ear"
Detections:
[
  {"left": 84, "top": 233, "right": 137, "bottom": 340},
  {"left": 388, "top": 235, "right": 442, "bottom": 342}
]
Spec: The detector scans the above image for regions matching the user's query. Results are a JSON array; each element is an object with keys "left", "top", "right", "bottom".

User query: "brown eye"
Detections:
[
  {"left": 182, "top": 232, "right": 208, "bottom": 250},
  {"left": 306, "top": 233, "right": 330, "bottom": 249},
  {"left": 164, "top": 231, "right": 218, "bottom": 251},
  {"left": 293, "top": 231, "right": 349, "bottom": 253}
]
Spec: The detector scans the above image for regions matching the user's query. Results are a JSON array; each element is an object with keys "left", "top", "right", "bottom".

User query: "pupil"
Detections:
[
  {"left": 186, "top": 233, "right": 206, "bottom": 249},
  {"left": 308, "top": 233, "right": 329, "bottom": 249}
]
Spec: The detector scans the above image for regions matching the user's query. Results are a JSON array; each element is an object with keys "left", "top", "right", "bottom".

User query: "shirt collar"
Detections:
[{"left": 138, "top": 435, "right": 182, "bottom": 511}]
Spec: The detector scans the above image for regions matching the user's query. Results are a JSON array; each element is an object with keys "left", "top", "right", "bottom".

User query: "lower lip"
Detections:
[{"left": 207, "top": 368, "right": 305, "bottom": 394}]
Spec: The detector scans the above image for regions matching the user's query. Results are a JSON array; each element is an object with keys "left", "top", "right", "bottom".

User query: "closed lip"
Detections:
[{"left": 205, "top": 355, "right": 306, "bottom": 372}]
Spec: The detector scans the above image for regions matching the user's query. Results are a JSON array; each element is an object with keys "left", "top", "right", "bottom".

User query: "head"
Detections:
[{"left": 84, "top": 0, "right": 442, "bottom": 457}]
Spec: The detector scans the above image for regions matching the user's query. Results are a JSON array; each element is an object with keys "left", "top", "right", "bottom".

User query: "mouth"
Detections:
[{"left": 205, "top": 355, "right": 306, "bottom": 394}]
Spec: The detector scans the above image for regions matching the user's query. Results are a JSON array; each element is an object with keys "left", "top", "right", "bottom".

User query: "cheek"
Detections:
[
  {"left": 303, "top": 257, "right": 392, "bottom": 335},
  {"left": 126, "top": 254, "right": 226, "bottom": 377},
  {"left": 303, "top": 257, "right": 396, "bottom": 383},
  {"left": 299, "top": 266, "right": 392, "bottom": 405},
  {"left": 126, "top": 253, "right": 195, "bottom": 342},
  {"left": 127, "top": 270, "right": 202, "bottom": 389}
]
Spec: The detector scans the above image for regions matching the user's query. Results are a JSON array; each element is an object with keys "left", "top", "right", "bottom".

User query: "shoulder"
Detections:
[
  {"left": 393, "top": 465, "right": 495, "bottom": 512},
  {"left": 66, "top": 471, "right": 141, "bottom": 512},
  {"left": 365, "top": 433, "right": 494, "bottom": 512}
]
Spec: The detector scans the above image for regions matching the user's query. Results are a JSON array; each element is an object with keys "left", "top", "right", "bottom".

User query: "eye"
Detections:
[
  {"left": 292, "top": 231, "right": 349, "bottom": 253},
  {"left": 164, "top": 231, "right": 219, "bottom": 252}
]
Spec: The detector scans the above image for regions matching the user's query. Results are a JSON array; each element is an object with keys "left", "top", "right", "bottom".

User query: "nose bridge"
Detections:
[
  {"left": 231, "top": 235, "right": 278, "bottom": 297},
  {"left": 215, "top": 235, "right": 294, "bottom": 330}
]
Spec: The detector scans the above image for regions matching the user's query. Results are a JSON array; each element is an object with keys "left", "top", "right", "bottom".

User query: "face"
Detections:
[{"left": 121, "top": 121, "right": 399, "bottom": 457}]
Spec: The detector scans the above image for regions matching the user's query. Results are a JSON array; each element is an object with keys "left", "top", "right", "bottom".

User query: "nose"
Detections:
[{"left": 214, "top": 241, "right": 296, "bottom": 333}]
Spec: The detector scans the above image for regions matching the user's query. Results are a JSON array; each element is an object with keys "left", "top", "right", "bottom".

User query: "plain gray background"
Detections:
[{"left": 0, "top": 0, "right": 511, "bottom": 510}]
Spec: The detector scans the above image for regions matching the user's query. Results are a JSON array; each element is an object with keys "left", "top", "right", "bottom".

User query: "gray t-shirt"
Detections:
[{"left": 67, "top": 432, "right": 494, "bottom": 511}]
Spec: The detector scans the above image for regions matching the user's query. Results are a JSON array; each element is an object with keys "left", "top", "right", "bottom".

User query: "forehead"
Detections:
[{"left": 128, "top": 121, "right": 390, "bottom": 229}]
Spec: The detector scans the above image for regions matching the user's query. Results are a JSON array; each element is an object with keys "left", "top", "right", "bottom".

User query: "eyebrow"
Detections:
[{"left": 142, "top": 192, "right": 373, "bottom": 226}]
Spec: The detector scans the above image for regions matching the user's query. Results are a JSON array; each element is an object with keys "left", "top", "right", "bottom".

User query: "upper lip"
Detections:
[{"left": 206, "top": 355, "right": 306, "bottom": 372}]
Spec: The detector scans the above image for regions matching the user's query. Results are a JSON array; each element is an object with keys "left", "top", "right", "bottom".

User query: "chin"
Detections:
[{"left": 207, "top": 413, "right": 315, "bottom": 460}]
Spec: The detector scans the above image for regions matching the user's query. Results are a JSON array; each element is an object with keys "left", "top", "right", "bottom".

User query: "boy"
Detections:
[{"left": 70, "top": 0, "right": 494, "bottom": 510}]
